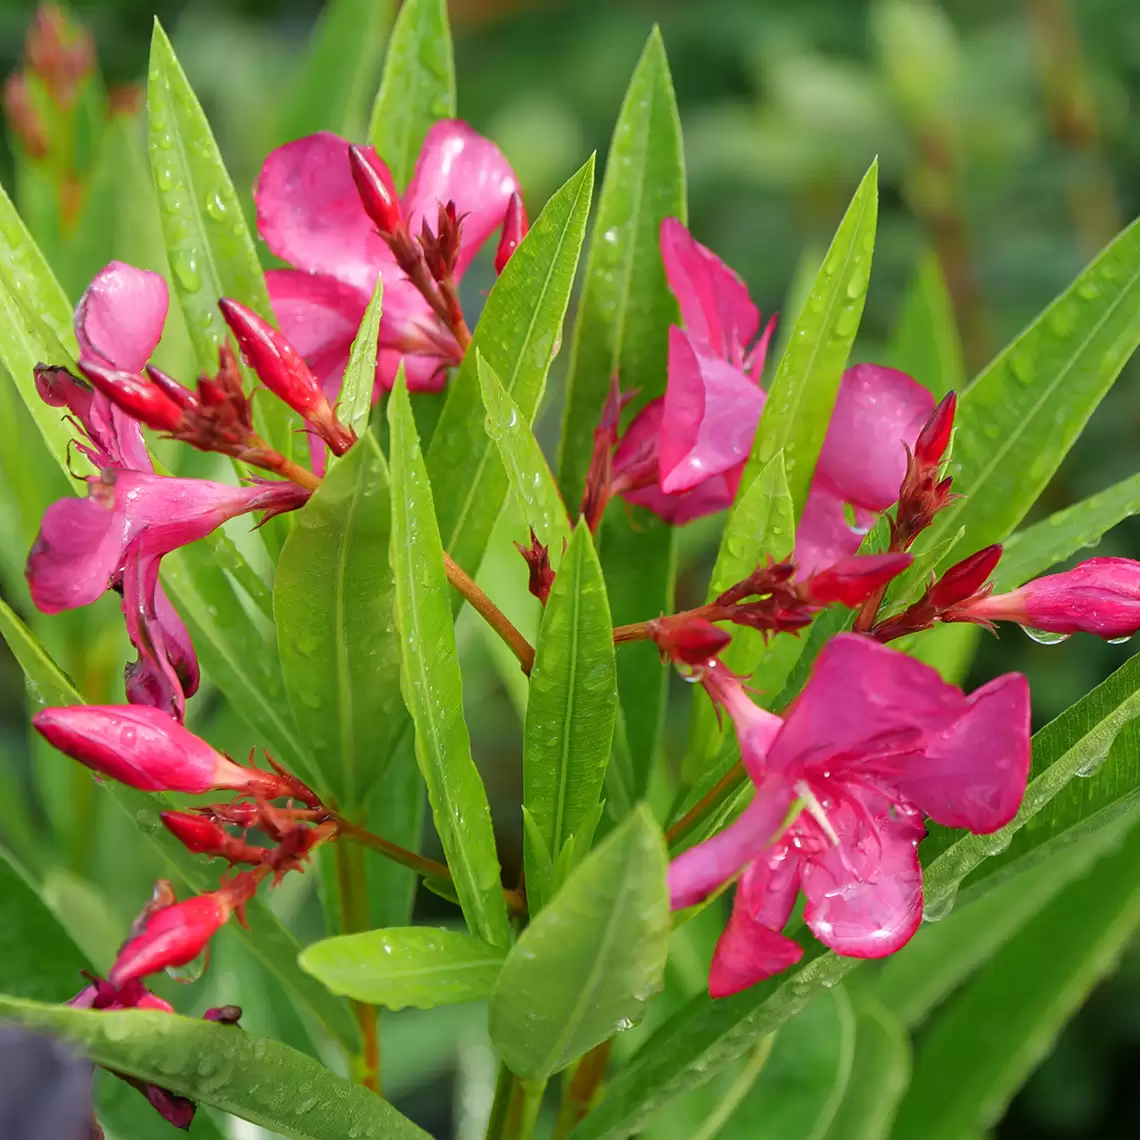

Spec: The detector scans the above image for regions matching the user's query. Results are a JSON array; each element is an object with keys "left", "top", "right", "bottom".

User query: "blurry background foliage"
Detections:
[{"left": 2, "top": 0, "right": 1140, "bottom": 1136}]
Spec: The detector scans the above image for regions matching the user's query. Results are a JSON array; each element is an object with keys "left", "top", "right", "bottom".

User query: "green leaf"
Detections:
[
  {"left": 278, "top": 0, "right": 392, "bottom": 143},
  {"left": 427, "top": 156, "right": 594, "bottom": 580},
  {"left": 556, "top": 26, "right": 686, "bottom": 503},
  {"left": 891, "top": 818, "right": 1140, "bottom": 1140},
  {"left": 338, "top": 275, "right": 384, "bottom": 439},
  {"left": 388, "top": 371, "right": 510, "bottom": 948},
  {"left": 489, "top": 805, "right": 670, "bottom": 1081},
  {"left": 147, "top": 20, "right": 293, "bottom": 457},
  {"left": 275, "top": 434, "right": 403, "bottom": 808},
  {"left": 822, "top": 999, "right": 911, "bottom": 1140},
  {"left": 0, "top": 997, "right": 429, "bottom": 1140},
  {"left": 992, "top": 472, "right": 1140, "bottom": 592},
  {"left": 478, "top": 352, "right": 572, "bottom": 558},
  {"left": 888, "top": 250, "right": 966, "bottom": 399},
  {"left": 741, "top": 160, "right": 878, "bottom": 520},
  {"left": 912, "top": 216, "right": 1140, "bottom": 573},
  {"left": 300, "top": 926, "right": 504, "bottom": 1010},
  {"left": 0, "top": 598, "right": 360, "bottom": 1051},
  {"left": 367, "top": 0, "right": 455, "bottom": 188},
  {"left": 523, "top": 521, "right": 617, "bottom": 912}
]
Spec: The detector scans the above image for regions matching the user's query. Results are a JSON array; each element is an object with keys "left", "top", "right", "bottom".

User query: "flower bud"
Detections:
[
  {"left": 160, "top": 811, "right": 266, "bottom": 865},
  {"left": 514, "top": 528, "right": 555, "bottom": 605},
  {"left": 495, "top": 192, "right": 528, "bottom": 275},
  {"left": 929, "top": 544, "right": 1003, "bottom": 610},
  {"left": 648, "top": 615, "right": 732, "bottom": 666},
  {"left": 348, "top": 144, "right": 402, "bottom": 236},
  {"left": 802, "top": 552, "right": 913, "bottom": 608},
  {"left": 109, "top": 892, "right": 232, "bottom": 987},
  {"left": 78, "top": 357, "right": 184, "bottom": 432},
  {"left": 914, "top": 390, "right": 956, "bottom": 467},
  {"left": 144, "top": 364, "right": 194, "bottom": 408}
]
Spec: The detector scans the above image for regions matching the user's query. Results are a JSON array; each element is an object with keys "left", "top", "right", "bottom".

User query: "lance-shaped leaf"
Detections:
[
  {"left": 388, "top": 372, "right": 510, "bottom": 948},
  {"left": 741, "top": 160, "right": 879, "bottom": 520},
  {"left": 0, "top": 997, "right": 429, "bottom": 1140},
  {"left": 523, "top": 522, "right": 617, "bottom": 911},
  {"left": 915, "top": 215, "right": 1140, "bottom": 573},
  {"left": 0, "top": 598, "right": 360, "bottom": 1051},
  {"left": 888, "top": 250, "right": 965, "bottom": 400},
  {"left": 892, "top": 819, "right": 1140, "bottom": 1140},
  {"left": 337, "top": 276, "right": 384, "bottom": 438},
  {"left": 367, "top": 0, "right": 455, "bottom": 188},
  {"left": 278, "top": 0, "right": 392, "bottom": 144},
  {"left": 300, "top": 927, "right": 504, "bottom": 1010},
  {"left": 478, "top": 352, "right": 571, "bottom": 559},
  {"left": 489, "top": 805, "right": 670, "bottom": 1081},
  {"left": 275, "top": 434, "right": 403, "bottom": 808},
  {"left": 427, "top": 156, "right": 593, "bottom": 582},
  {"left": 147, "top": 20, "right": 293, "bottom": 457}
]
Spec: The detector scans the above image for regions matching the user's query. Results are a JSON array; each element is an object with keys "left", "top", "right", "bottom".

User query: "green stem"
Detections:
[
  {"left": 504, "top": 1076, "right": 546, "bottom": 1140},
  {"left": 553, "top": 1040, "right": 612, "bottom": 1140},
  {"left": 334, "top": 842, "right": 381, "bottom": 1095},
  {"left": 484, "top": 1062, "right": 514, "bottom": 1140}
]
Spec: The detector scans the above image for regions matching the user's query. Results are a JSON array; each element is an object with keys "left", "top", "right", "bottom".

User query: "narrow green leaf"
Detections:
[
  {"left": 0, "top": 997, "right": 428, "bottom": 1140},
  {"left": 888, "top": 250, "right": 966, "bottom": 399},
  {"left": 367, "top": 0, "right": 455, "bottom": 188},
  {"left": 478, "top": 352, "right": 572, "bottom": 558},
  {"left": 338, "top": 275, "right": 384, "bottom": 438},
  {"left": 891, "top": 819, "right": 1140, "bottom": 1140},
  {"left": 388, "top": 371, "right": 510, "bottom": 948},
  {"left": 742, "top": 160, "right": 879, "bottom": 519},
  {"left": 914, "top": 216, "right": 1140, "bottom": 572},
  {"left": 147, "top": 20, "right": 293, "bottom": 456},
  {"left": 0, "top": 598, "right": 360, "bottom": 1051},
  {"left": 427, "top": 156, "right": 594, "bottom": 579},
  {"left": 523, "top": 521, "right": 617, "bottom": 912},
  {"left": 557, "top": 26, "right": 686, "bottom": 503},
  {"left": 279, "top": 0, "right": 392, "bottom": 143},
  {"left": 275, "top": 435, "right": 403, "bottom": 808},
  {"left": 300, "top": 926, "right": 504, "bottom": 1010},
  {"left": 489, "top": 805, "right": 670, "bottom": 1081},
  {"left": 992, "top": 472, "right": 1140, "bottom": 592}
]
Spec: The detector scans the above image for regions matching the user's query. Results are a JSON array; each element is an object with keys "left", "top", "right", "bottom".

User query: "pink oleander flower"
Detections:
[
  {"left": 69, "top": 977, "right": 173, "bottom": 1014},
  {"left": 670, "top": 634, "right": 1030, "bottom": 997},
  {"left": 612, "top": 219, "right": 935, "bottom": 573},
  {"left": 255, "top": 121, "right": 518, "bottom": 397},
  {"left": 32, "top": 704, "right": 312, "bottom": 800},
  {"left": 955, "top": 556, "right": 1140, "bottom": 641}
]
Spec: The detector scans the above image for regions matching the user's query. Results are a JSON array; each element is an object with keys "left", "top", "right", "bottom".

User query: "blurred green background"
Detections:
[{"left": 3, "top": 0, "right": 1140, "bottom": 1136}]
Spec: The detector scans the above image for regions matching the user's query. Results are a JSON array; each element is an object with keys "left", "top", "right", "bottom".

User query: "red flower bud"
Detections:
[
  {"left": 802, "top": 553, "right": 913, "bottom": 608},
  {"left": 495, "top": 192, "right": 528, "bottom": 275},
  {"left": 514, "top": 528, "right": 556, "bottom": 605},
  {"left": 348, "top": 144, "right": 402, "bottom": 236},
  {"left": 160, "top": 811, "right": 266, "bottom": 865},
  {"left": 914, "top": 390, "right": 956, "bottom": 467},
  {"left": 144, "top": 364, "right": 195, "bottom": 408},
  {"left": 109, "top": 892, "right": 232, "bottom": 987},
  {"left": 78, "top": 357, "right": 184, "bottom": 432},
  {"left": 648, "top": 615, "right": 732, "bottom": 666},
  {"left": 929, "top": 544, "right": 1003, "bottom": 609}
]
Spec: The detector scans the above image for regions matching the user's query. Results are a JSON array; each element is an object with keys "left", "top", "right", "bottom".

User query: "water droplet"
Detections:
[
  {"left": 846, "top": 265, "right": 869, "bottom": 300},
  {"left": 1049, "top": 299, "right": 1079, "bottom": 339},
  {"left": 1077, "top": 278, "right": 1101, "bottom": 300},
  {"left": 173, "top": 251, "right": 201, "bottom": 292},
  {"left": 979, "top": 829, "right": 1012, "bottom": 857},
  {"left": 155, "top": 165, "right": 175, "bottom": 192},
  {"left": 1075, "top": 747, "right": 1110, "bottom": 778},
  {"left": 1009, "top": 351, "right": 1035, "bottom": 386},
  {"left": 167, "top": 945, "right": 209, "bottom": 983},
  {"left": 204, "top": 191, "right": 229, "bottom": 221},
  {"left": 834, "top": 307, "right": 859, "bottom": 338},
  {"left": 922, "top": 884, "right": 958, "bottom": 923},
  {"left": 1022, "top": 626, "right": 1070, "bottom": 646},
  {"left": 1107, "top": 634, "right": 1133, "bottom": 646}
]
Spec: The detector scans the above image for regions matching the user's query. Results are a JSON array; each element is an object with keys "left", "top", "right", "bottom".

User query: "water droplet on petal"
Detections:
[{"left": 1022, "top": 626, "right": 1070, "bottom": 646}]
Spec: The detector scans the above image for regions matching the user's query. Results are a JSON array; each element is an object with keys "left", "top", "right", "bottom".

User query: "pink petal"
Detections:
[
  {"left": 376, "top": 274, "right": 456, "bottom": 392},
  {"left": 800, "top": 799, "right": 925, "bottom": 959},
  {"left": 814, "top": 364, "right": 935, "bottom": 512},
  {"left": 660, "top": 218, "right": 759, "bottom": 363},
  {"left": 668, "top": 778, "right": 796, "bottom": 910},
  {"left": 255, "top": 132, "right": 391, "bottom": 295},
  {"left": 122, "top": 553, "right": 186, "bottom": 720},
  {"left": 405, "top": 120, "right": 519, "bottom": 279},
  {"left": 886, "top": 672, "right": 1031, "bottom": 833},
  {"left": 792, "top": 488, "right": 873, "bottom": 578},
  {"left": 125, "top": 580, "right": 199, "bottom": 712},
  {"left": 709, "top": 854, "right": 803, "bottom": 997},
  {"left": 75, "top": 261, "right": 169, "bottom": 373},
  {"left": 659, "top": 327, "right": 765, "bottom": 494}
]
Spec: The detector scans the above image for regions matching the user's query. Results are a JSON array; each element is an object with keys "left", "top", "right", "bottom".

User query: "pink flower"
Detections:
[
  {"left": 670, "top": 634, "right": 1030, "bottom": 996},
  {"left": 613, "top": 220, "right": 935, "bottom": 570},
  {"left": 957, "top": 557, "right": 1140, "bottom": 641},
  {"left": 255, "top": 122, "right": 518, "bottom": 397},
  {"left": 109, "top": 892, "right": 233, "bottom": 987}
]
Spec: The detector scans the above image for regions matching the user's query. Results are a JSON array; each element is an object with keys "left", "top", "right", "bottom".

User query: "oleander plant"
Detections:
[{"left": 3, "top": 1, "right": 1140, "bottom": 1138}]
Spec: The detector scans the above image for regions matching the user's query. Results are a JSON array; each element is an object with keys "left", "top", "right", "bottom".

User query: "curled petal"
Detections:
[
  {"left": 792, "top": 488, "right": 872, "bottom": 579},
  {"left": 76, "top": 260, "right": 169, "bottom": 373}
]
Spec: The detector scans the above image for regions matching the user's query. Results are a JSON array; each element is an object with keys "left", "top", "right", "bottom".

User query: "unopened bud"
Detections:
[
  {"left": 929, "top": 544, "right": 1003, "bottom": 610},
  {"left": 803, "top": 552, "right": 913, "bottom": 608},
  {"left": 648, "top": 615, "right": 732, "bottom": 666},
  {"left": 514, "top": 529, "right": 556, "bottom": 605},
  {"left": 348, "top": 144, "right": 402, "bottom": 235},
  {"left": 914, "top": 390, "right": 956, "bottom": 467},
  {"left": 109, "top": 892, "right": 232, "bottom": 987},
  {"left": 2, "top": 73, "right": 49, "bottom": 159},
  {"left": 160, "top": 811, "right": 266, "bottom": 865},
  {"left": 79, "top": 357, "right": 184, "bottom": 432},
  {"left": 495, "top": 192, "right": 528, "bottom": 275},
  {"left": 144, "top": 364, "right": 194, "bottom": 408}
]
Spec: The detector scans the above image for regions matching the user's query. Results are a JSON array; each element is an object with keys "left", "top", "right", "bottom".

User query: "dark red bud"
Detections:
[
  {"left": 203, "top": 1005, "right": 242, "bottom": 1025},
  {"left": 348, "top": 144, "right": 402, "bottom": 235},
  {"left": 78, "top": 357, "right": 184, "bottom": 432},
  {"left": 161, "top": 811, "right": 228, "bottom": 854},
  {"left": 144, "top": 364, "right": 194, "bottom": 408},
  {"left": 803, "top": 552, "right": 914, "bottom": 608},
  {"left": 2, "top": 73, "right": 49, "bottom": 159},
  {"left": 514, "top": 528, "right": 556, "bottom": 605},
  {"left": 648, "top": 615, "right": 732, "bottom": 666},
  {"left": 929, "top": 543, "right": 1004, "bottom": 609},
  {"left": 494, "top": 192, "right": 528, "bottom": 275},
  {"left": 915, "top": 391, "right": 956, "bottom": 467}
]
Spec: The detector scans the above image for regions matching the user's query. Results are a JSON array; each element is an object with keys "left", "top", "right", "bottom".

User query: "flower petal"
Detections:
[
  {"left": 255, "top": 132, "right": 391, "bottom": 295},
  {"left": 405, "top": 120, "right": 518, "bottom": 279},
  {"left": 659, "top": 327, "right": 764, "bottom": 494},
  {"left": 75, "top": 261, "right": 169, "bottom": 373},
  {"left": 121, "top": 553, "right": 185, "bottom": 721},
  {"left": 814, "top": 364, "right": 935, "bottom": 511},
  {"left": 660, "top": 217, "right": 759, "bottom": 362},
  {"left": 801, "top": 799, "right": 925, "bottom": 959},
  {"left": 792, "top": 487, "right": 871, "bottom": 578}
]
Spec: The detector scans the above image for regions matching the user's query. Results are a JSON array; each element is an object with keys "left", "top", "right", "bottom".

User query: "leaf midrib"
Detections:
[{"left": 550, "top": 538, "right": 583, "bottom": 853}]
